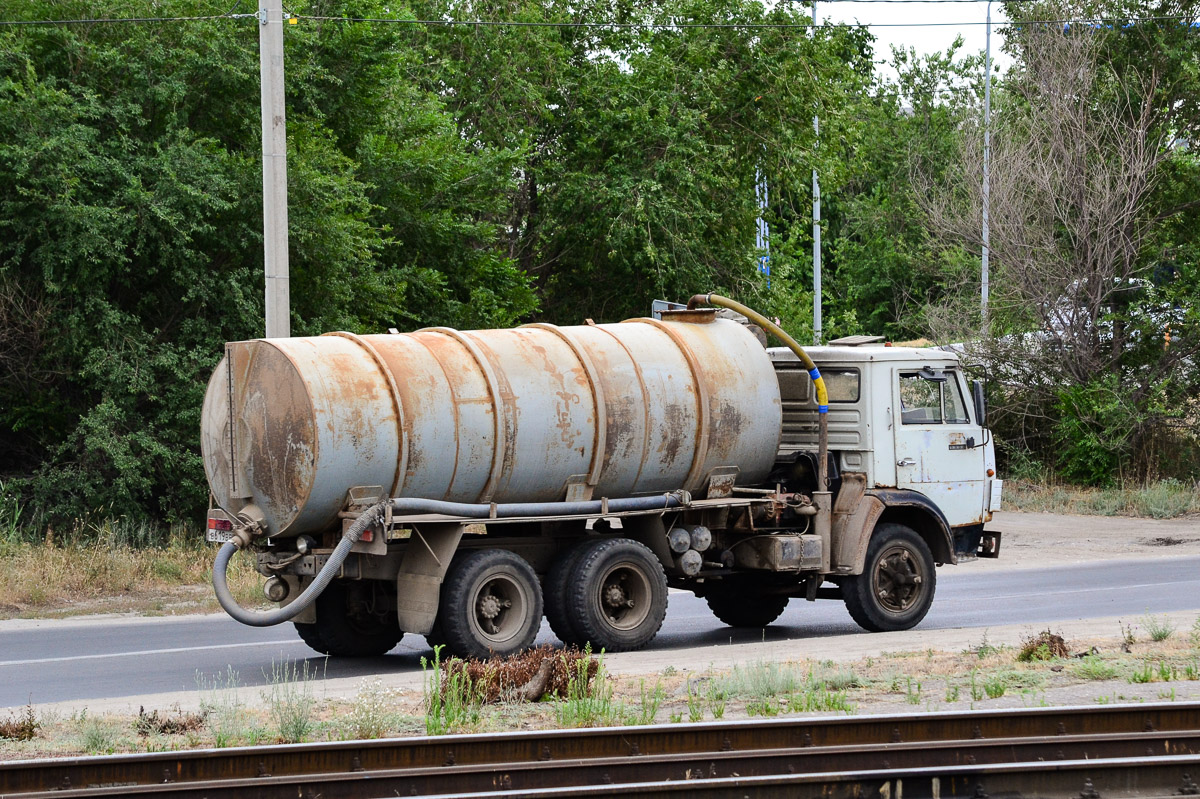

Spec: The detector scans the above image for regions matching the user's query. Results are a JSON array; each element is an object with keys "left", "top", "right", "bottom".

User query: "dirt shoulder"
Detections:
[{"left": 988, "top": 509, "right": 1200, "bottom": 570}]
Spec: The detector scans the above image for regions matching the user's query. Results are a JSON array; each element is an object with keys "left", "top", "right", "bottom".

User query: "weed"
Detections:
[
  {"left": 0, "top": 703, "right": 39, "bottom": 741},
  {"left": 1072, "top": 655, "right": 1118, "bottom": 681},
  {"left": 1158, "top": 687, "right": 1177, "bottom": 701},
  {"left": 1185, "top": 661, "right": 1199, "bottom": 681},
  {"left": 1158, "top": 661, "right": 1176, "bottom": 682},
  {"left": 787, "top": 687, "right": 855, "bottom": 714},
  {"left": 983, "top": 674, "right": 1006, "bottom": 699},
  {"left": 817, "top": 667, "right": 863, "bottom": 691},
  {"left": 687, "top": 683, "right": 704, "bottom": 723},
  {"left": 552, "top": 647, "right": 619, "bottom": 729},
  {"left": 423, "top": 646, "right": 487, "bottom": 735},
  {"left": 718, "top": 660, "right": 807, "bottom": 698},
  {"left": 1142, "top": 614, "right": 1177, "bottom": 642},
  {"left": 746, "top": 696, "right": 779, "bottom": 717},
  {"left": 1129, "top": 661, "right": 1155, "bottom": 684},
  {"left": 1119, "top": 620, "right": 1137, "bottom": 646},
  {"left": 904, "top": 677, "right": 922, "bottom": 705},
  {"left": 342, "top": 679, "right": 397, "bottom": 740},
  {"left": 669, "top": 711, "right": 683, "bottom": 723},
  {"left": 198, "top": 667, "right": 251, "bottom": 748},
  {"left": 626, "top": 680, "right": 664, "bottom": 726},
  {"left": 969, "top": 670, "right": 984, "bottom": 702},
  {"left": 80, "top": 719, "right": 120, "bottom": 754},
  {"left": 706, "top": 683, "right": 727, "bottom": 720},
  {"left": 261, "top": 658, "right": 321, "bottom": 743},
  {"left": 945, "top": 683, "right": 960, "bottom": 703},
  {"left": 969, "top": 633, "right": 1003, "bottom": 659}
]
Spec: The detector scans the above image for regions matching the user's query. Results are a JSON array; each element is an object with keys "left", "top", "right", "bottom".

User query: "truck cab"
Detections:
[{"left": 772, "top": 340, "right": 1002, "bottom": 561}]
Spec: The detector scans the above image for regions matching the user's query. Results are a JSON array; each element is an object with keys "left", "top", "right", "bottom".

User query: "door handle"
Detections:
[{"left": 897, "top": 457, "right": 916, "bottom": 467}]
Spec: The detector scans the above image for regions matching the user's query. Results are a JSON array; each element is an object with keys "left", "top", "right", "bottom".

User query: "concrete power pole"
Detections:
[
  {"left": 812, "top": 0, "right": 822, "bottom": 346},
  {"left": 259, "top": 0, "right": 290, "bottom": 339},
  {"left": 981, "top": 0, "right": 992, "bottom": 334}
]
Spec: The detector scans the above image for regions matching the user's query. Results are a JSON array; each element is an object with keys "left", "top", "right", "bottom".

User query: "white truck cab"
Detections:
[{"left": 771, "top": 341, "right": 1002, "bottom": 559}]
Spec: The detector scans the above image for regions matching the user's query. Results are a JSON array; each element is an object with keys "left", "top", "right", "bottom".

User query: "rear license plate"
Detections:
[{"left": 206, "top": 528, "right": 236, "bottom": 544}]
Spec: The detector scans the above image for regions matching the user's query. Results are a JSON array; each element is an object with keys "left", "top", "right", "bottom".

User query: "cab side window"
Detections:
[{"left": 899, "top": 371, "right": 970, "bottom": 425}]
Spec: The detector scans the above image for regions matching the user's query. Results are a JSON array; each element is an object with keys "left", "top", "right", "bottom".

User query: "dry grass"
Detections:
[
  {"left": 1003, "top": 480, "right": 1200, "bottom": 519},
  {"left": 0, "top": 536, "right": 263, "bottom": 619}
]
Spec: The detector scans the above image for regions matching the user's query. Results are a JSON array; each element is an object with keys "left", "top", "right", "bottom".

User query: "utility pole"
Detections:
[
  {"left": 812, "top": 0, "right": 822, "bottom": 346},
  {"left": 981, "top": 0, "right": 992, "bottom": 335},
  {"left": 259, "top": 0, "right": 290, "bottom": 339}
]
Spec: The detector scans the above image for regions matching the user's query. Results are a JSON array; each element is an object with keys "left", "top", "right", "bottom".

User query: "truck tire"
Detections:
[
  {"left": 566, "top": 538, "right": 667, "bottom": 652},
  {"left": 705, "top": 586, "right": 789, "bottom": 628},
  {"left": 544, "top": 542, "right": 589, "bottom": 647},
  {"left": 843, "top": 523, "right": 936, "bottom": 633},
  {"left": 293, "top": 580, "right": 403, "bottom": 657},
  {"left": 439, "top": 549, "right": 543, "bottom": 660}
]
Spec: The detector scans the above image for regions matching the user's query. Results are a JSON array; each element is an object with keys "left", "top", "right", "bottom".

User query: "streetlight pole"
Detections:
[
  {"left": 259, "top": 0, "right": 290, "bottom": 339},
  {"left": 981, "top": 0, "right": 992, "bottom": 334}
]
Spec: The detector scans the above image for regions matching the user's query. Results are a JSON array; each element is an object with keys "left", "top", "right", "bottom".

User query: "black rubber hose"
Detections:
[
  {"left": 212, "top": 501, "right": 386, "bottom": 628},
  {"left": 213, "top": 492, "right": 687, "bottom": 628},
  {"left": 390, "top": 493, "right": 685, "bottom": 519}
]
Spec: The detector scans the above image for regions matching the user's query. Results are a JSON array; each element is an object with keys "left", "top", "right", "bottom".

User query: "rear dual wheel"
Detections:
[
  {"left": 564, "top": 538, "right": 668, "bottom": 652},
  {"left": 438, "top": 549, "right": 543, "bottom": 660},
  {"left": 292, "top": 579, "right": 404, "bottom": 657}
]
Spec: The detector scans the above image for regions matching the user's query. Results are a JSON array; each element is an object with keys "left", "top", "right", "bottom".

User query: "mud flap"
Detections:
[{"left": 395, "top": 523, "right": 465, "bottom": 635}]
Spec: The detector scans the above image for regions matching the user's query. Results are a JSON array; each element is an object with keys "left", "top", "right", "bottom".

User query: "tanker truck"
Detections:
[{"left": 202, "top": 294, "right": 1002, "bottom": 659}]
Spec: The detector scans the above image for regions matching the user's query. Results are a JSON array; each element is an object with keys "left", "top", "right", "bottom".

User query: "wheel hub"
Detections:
[
  {"left": 478, "top": 593, "right": 503, "bottom": 620},
  {"left": 875, "top": 546, "right": 925, "bottom": 613},
  {"left": 603, "top": 582, "right": 630, "bottom": 610}
]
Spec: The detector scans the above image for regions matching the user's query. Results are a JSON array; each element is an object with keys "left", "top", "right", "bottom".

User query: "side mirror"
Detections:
[{"left": 972, "top": 379, "right": 987, "bottom": 427}]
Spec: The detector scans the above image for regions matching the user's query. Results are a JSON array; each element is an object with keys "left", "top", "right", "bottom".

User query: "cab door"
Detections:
[{"left": 891, "top": 368, "right": 987, "bottom": 527}]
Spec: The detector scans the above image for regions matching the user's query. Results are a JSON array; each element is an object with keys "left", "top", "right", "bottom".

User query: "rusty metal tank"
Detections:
[{"left": 200, "top": 313, "right": 782, "bottom": 537}]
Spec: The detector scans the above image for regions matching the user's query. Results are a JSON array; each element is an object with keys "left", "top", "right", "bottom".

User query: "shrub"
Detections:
[
  {"left": 1018, "top": 630, "right": 1068, "bottom": 662},
  {"left": 0, "top": 703, "right": 39, "bottom": 741}
]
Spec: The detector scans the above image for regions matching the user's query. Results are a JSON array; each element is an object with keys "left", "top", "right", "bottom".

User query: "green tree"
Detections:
[{"left": 0, "top": 0, "right": 535, "bottom": 527}]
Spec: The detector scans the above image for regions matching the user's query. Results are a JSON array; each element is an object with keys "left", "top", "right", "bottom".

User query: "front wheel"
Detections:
[{"left": 842, "top": 523, "right": 936, "bottom": 632}]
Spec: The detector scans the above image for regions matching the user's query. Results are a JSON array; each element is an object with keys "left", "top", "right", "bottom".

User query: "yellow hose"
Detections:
[{"left": 687, "top": 293, "right": 829, "bottom": 411}]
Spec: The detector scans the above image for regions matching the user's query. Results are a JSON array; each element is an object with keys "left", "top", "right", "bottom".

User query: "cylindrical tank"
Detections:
[{"left": 201, "top": 313, "right": 782, "bottom": 536}]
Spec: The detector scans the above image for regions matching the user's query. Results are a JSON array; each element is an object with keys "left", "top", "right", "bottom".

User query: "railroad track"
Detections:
[{"left": 3, "top": 702, "right": 1199, "bottom": 798}]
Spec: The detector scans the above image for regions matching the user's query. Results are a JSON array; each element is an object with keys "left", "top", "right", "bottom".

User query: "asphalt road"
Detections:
[{"left": 2, "top": 555, "right": 1199, "bottom": 708}]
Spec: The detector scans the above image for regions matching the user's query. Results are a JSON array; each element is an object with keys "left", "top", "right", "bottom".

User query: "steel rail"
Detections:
[
  {"left": 12, "top": 730, "right": 1200, "bottom": 798},
  {"left": 2, "top": 702, "right": 1199, "bottom": 797}
]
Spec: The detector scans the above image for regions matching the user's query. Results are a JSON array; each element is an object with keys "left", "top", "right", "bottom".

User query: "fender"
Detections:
[{"left": 864, "top": 484, "right": 955, "bottom": 566}]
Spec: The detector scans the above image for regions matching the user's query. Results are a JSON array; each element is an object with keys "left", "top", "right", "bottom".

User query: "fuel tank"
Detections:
[{"left": 201, "top": 313, "right": 782, "bottom": 536}]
